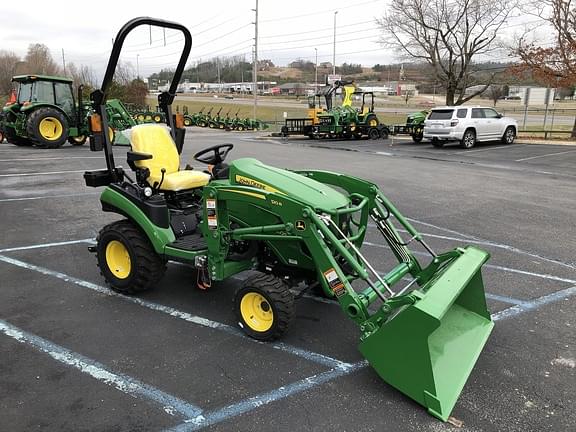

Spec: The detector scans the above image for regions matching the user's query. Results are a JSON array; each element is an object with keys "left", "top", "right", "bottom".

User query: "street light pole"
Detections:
[
  {"left": 253, "top": 0, "right": 259, "bottom": 122},
  {"left": 314, "top": 48, "right": 318, "bottom": 92},
  {"left": 136, "top": 54, "right": 140, "bottom": 79},
  {"left": 333, "top": 11, "right": 338, "bottom": 75}
]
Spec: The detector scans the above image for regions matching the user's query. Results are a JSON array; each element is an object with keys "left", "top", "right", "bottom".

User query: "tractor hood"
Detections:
[{"left": 229, "top": 158, "right": 349, "bottom": 211}]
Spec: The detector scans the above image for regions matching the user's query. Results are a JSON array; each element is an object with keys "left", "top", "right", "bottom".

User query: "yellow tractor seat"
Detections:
[{"left": 130, "top": 124, "right": 210, "bottom": 191}]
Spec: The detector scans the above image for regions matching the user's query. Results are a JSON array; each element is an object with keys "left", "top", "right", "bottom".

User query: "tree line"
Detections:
[{"left": 0, "top": 44, "right": 147, "bottom": 107}]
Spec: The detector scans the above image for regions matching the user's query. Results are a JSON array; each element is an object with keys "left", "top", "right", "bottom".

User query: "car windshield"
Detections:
[
  {"left": 17, "top": 83, "right": 33, "bottom": 103},
  {"left": 428, "top": 109, "right": 454, "bottom": 120}
]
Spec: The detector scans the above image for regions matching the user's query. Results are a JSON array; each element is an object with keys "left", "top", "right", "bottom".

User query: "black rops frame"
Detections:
[{"left": 90, "top": 17, "right": 192, "bottom": 182}]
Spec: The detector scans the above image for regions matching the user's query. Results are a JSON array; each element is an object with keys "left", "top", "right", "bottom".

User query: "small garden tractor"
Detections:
[
  {"left": 84, "top": 17, "right": 494, "bottom": 422},
  {"left": 391, "top": 110, "right": 429, "bottom": 143}
]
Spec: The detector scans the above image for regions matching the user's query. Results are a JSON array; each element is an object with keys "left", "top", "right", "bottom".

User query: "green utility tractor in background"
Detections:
[
  {"left": 1, "top": 74, "right": 138, "bottom": 148},
  {"left": 2, "top": 75, "right": 90, "bottom": 147},
  {"left": 283, "top": 80, "right": 389, "bottom": 140},
  {"left": 85, "top": 17, "right": 495, "bottom": 423}
]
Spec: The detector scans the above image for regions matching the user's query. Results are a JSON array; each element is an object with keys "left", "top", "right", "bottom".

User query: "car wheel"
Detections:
[
  {"left": 460, "top": 129, "right": 476, "bottom": 149},
  {"left": 502, "top": 126, "right": 516, "bottom": 145}
]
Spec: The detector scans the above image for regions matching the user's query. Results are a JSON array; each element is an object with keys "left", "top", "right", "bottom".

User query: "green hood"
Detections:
[{"left": 229, "top": 158, "right": 349, "bottom": 211}]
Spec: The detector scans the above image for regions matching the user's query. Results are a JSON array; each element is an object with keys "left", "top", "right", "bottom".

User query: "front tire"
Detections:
[
  {"left": 502, "top": 126, "right": 516, "bottom": 144},
  {"left": 460, "top": 129, "right": 476, "bottom": 149},
  {"left": 234, "top": 273, "right": 294, "bottom": 341},
  {"left": 68, "top": 135, "right": 87, "bottom": 146},
  {"left": 96, "top": 220, "right": 166, "bottom": 294},
  {"left": 27, "top": 108, "right": 69, "bottom": 148}
]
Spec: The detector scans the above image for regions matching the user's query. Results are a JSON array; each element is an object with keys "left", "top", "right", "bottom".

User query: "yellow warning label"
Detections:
[{"left": 235, "top": 175, "right": 281, "bottom": 193}]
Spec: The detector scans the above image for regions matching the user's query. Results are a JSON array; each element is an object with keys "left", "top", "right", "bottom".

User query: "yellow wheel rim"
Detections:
[
  {"left": 154, "top": 115, "right": 161, "bottom": 122},
  {"left": 368, "top": 119, "right": 378, "bottom": 127},
  {"left": 73, "top": 135, "right": 85, "bottom": 143},
  {"left": 105, "top": 240, "right": 131, "bottom": 279},
  {"left": 350, "top": 123, "right": 356, "bottom": 131},
  {"left": 240, "top": 292, "right": 274, "bottom": 332},
  {"left": 137, "top": 115, "right": 144, "bottom": 121},
  {"left": 38, "top": 117, "right": 63, "bottom": 141}
]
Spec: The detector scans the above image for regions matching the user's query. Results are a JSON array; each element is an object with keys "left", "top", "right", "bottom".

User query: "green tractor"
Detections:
[
  {"left": 2, "top": 75, "right": 90, "bottom": 147},
  {"left": 283, "top": 81, "right": 388, "bottom": 140},
  {"left": 85, "top": 17, "right": 495, "bottom": 422},
  {"left": 392, "top": 110, "right": 429, "bottom": 143}
]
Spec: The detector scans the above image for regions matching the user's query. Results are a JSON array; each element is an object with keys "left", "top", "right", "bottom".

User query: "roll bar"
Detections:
[{"left": 90, "top": 17, "right": 192, "bottom": 180}]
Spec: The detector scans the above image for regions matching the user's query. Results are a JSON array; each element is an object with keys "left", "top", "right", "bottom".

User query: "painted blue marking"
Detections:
[
  {"left": 492, "top": 285, "right": 576, "bottom": 321},
  {"left": 165, "top": 361, "right": 368, "bottom": 432},
  {"left": 0, "top": 318, "right": 202, "bottom": 419},
  {"left": 0, "top": 254, "right": 346, "bottom": 369}
]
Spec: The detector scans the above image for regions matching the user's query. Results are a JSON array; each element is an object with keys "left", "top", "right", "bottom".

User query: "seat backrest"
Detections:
[{"left": 131, "top": 124, "right": 179, "bottom": 176}]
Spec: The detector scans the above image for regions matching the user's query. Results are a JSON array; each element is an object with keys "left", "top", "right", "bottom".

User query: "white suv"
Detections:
[{"left": 423, "top": 106, "right": 517, "bottom": 149}]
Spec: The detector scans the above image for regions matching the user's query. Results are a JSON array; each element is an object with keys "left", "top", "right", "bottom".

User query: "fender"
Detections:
[{"left": 100, "top": 185, "right": 175, "bottom": 254}]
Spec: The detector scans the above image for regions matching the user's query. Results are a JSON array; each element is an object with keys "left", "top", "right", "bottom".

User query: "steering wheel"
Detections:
[{"left": 193, "top": 143, "right": 234, "bottom": 165}]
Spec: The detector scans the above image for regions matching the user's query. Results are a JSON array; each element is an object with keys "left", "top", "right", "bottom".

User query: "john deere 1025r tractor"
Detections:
[{"left": 85, "top": 17, "right": 494, "bottom": 422}]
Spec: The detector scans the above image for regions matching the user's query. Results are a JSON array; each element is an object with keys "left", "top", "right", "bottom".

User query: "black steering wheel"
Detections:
[{"left": 193, "top": 143, "right": 234, "bottom": 165}]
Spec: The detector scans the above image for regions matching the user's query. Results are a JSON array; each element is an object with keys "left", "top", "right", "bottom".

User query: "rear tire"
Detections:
[
  {"left": 460, "top": 129, "right": 476, "bottom": 149},
  {"left": 183, "top": 117, "right": 193, "bottom": 127},
  {"left": 380, "top": 128, "right": 389, "bottom": 140},
  {"left": 368, "top": 128, "right": 380, "bottom": 140},
  {"left": 27, "top": 108, "right": 69, "bottom": 148},
  {"left": 96, "top": 220, "right": 166, "bottom": 294},
  {"left": 153, "top": 114, "right": 162, "bottom": 123},
  {"left": 411, "top": 130, "right": 423, "bottom": 143},
  {"left": 502, "top": 126, "right": 516, "bottom": 145},
  {"left": 234, "top": 273, "right": 294, "bottom": 341},
  {"left": 365, "top": 114, "right": 379, "bottom": 127}
]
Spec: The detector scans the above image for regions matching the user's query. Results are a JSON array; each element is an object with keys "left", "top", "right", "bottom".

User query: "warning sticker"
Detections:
[
  {"left": 206, "top": 199, "right": 216, "bottom": 209},
  {"left": 324, "top": 268, "right": 346, "bottom": 297},
  {"left": 208, "top": 217, "right": 218, "bottom": 228}
]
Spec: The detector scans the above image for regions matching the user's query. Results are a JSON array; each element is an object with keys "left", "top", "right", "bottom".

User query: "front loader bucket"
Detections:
[{"left": 359, "top": 246, "right": 494, "bottom": 421}]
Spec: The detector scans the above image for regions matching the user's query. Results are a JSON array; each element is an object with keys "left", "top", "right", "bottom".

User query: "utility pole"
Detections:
[
  {"left": 61, "top": 49, "right": 66, "bottom": 75},
  {"left": 253, "top": 0, "right": 259, "bottom": 121},
  {"left": 314, "top": 48, "right": 318, "bottom": 92},
  {"left": 136, "top": 54, "right": 140, "bottom": 79},
  {"left": 217, "top": 58, "right": 221, "bottom": 93},
  {"left": 333, "top": 11, "right": 338, "bottom": 75}
]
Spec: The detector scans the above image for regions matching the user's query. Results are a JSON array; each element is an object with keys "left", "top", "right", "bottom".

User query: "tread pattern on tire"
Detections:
[
  {"left": 26, "top": 107, "right": 69, "bottom": 148},
  {"left": 235, "top": 272, "right": 294, "bottom": 341},
  {"left": 97, "top": 220, "right": 166, "bottom": 294}
]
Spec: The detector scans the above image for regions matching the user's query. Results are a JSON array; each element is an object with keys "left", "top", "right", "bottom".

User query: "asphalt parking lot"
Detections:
[{"left": 1, "top": 129, "right": 574, "bottom": 432}]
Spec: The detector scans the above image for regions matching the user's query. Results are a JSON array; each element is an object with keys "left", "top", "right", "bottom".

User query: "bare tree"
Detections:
[
  {"left": 484, "top": 84, "right": 509, "bottom": 106},
  {"left": 0, "top": 50, "right": 20, "bottom": 95},
  {"left": 512, "top": 1, "right": 576, "bottom": 86},
  {"left": 511, "top": 0, "right": 576, "bottom": 135},
  {"left": 377, "top": 0, "right": 517, "bottom": 105},
  {"left": 23, "top": 43, "right": 61, "bottom": 75}
]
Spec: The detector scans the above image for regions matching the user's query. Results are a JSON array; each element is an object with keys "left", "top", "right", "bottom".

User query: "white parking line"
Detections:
[
  {"left": 0, "top": 254, "right": 350, "bottom": 370},
  {"left": 516, "top": 149, "right": 576, "bottom": 162},
  {"left": 0, "top": 156, "right": 102, "bottom": 162},
  {"left": 0, "top": 169, "right": 88, "bottom": 177},
  {"left": 0, "top": 192, "right": 99, "bottom": 203},
  {"left": 450, "top": 144, "right": 523, "bottom": 155}
]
